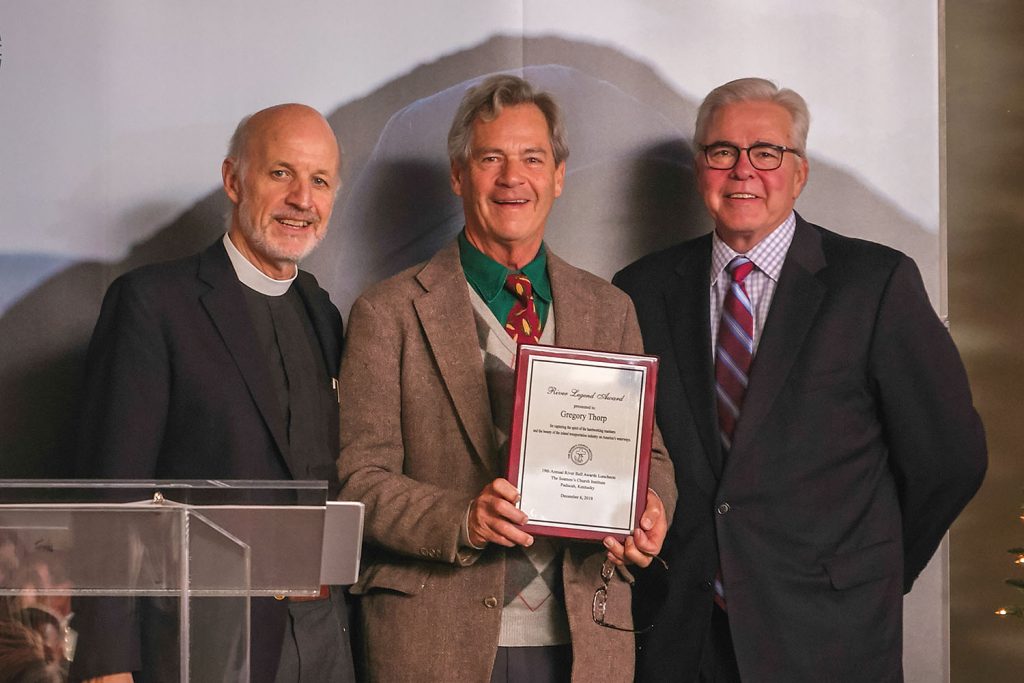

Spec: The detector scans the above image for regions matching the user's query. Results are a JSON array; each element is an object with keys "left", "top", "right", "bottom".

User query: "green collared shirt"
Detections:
[{"left": 458, "top": 231, "right": 551, "bottom": 328}]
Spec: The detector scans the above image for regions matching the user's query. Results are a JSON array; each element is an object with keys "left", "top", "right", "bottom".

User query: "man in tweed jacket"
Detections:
[{"left": 338, "top": 75, "right": 677, "bottom": 682}]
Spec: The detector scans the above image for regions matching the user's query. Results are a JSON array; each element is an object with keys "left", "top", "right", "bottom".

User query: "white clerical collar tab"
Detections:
[{"left": 222, "top": 233, "right": 296, "bottom": 297}]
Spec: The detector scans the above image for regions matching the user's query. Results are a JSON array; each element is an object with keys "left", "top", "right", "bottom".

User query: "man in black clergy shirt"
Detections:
[
  {"left": 71, "top": 104, "right": 355, "bottom": 683},
  {"left": 614, "top": 78, "right": 987, "bottom": 682}
]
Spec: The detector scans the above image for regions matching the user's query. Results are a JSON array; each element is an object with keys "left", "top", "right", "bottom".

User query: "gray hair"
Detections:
[
  {"left": 694, "top": 77, "right": 810, "bottom": 153},
  {"left": 447, "top": 74, "right": 569, "bottom": 166},
  {"left": 226, "top": 114, "right": 252, "bottom": 164}
]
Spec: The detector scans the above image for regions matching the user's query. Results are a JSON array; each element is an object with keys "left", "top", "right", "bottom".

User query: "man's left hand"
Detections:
[{"left": 602, "top": 489, "right": 667, "bottom": 568}]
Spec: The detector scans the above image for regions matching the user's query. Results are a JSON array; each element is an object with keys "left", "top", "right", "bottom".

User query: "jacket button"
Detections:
[
  {"left": 483, "top": 596, "right": 499, "bottom": 609},
  {"left": 701, "top": 580, "right": 713, "bottom": 591},
  {"left": 716, "top": 503, "right": 730, "bottom": 515}
]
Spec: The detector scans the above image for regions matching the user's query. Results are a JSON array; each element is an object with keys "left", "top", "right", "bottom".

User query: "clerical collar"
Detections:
[{"left": 222, "top": 233, "right": 296, "bottom": 297}]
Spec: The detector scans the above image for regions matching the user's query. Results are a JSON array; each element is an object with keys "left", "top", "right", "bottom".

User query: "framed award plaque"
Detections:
[{"left": 505, "top": 344, "right": 659, "bottom": 542}]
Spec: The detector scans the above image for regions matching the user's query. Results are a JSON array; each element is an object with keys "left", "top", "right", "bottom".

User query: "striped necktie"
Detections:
[
  {"left": 504, "top": 273, "right": 542, "bottom": 344},
  {"left": 715, "top": 256, "right": 756, "bottom": 452},
  {"left": 712, "top": 256, "right": 755, "bottom": 611}
]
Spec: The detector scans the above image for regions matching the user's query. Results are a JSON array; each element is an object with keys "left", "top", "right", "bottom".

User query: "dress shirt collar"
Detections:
[
  {"left": 457, "top": 230, "right": 551, "bottom": 305},
  {"left": 711, "top": 211, "right": 797, "bottom": 285},
  {"left": 222, "top": 233, "right": 296, "bottom": 297}
]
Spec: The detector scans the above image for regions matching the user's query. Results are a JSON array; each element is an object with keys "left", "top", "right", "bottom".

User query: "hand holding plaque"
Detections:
[
  {"left": 466, "top": 477, "right": 532, "bottom": 548},
  {"left": 601, "top": 487, "right": 668, "bottom": 568},
  {"left": 505, "top": 344, "right": 659, "bottom": 542}
]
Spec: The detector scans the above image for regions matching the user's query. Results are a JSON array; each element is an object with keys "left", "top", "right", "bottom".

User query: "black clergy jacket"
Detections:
[{"left": 71, "top": 238, "right": 343, "bottom": 682}]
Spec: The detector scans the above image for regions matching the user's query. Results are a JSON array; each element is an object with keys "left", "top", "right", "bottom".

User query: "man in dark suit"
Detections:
[
  {"left": 72, "top": 104, "right": 355, "bottom": 683},
  {"left": 613, "top": 78, "right": 987, "bottom": 682}
]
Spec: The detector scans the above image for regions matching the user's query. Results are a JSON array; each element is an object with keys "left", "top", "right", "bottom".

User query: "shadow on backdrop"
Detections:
[{"left": 0, "top": 34, "right": 934, "bottom": 477}]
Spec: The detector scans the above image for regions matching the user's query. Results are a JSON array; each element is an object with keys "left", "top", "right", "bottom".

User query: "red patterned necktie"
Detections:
[
  {"left": 715, "top": 256, "right": 755, "bottom": 452},
  {"left": 504, "top": 273, "right": 542, "bottom": 344},
  {"left": 712, "top": 256, "right": 754, "bottom": 612}
]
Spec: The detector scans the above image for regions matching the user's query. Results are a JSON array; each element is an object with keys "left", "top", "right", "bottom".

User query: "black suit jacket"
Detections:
[
  {"left": 72, "top": 239, "right": 343, "bottom": 681},
  {"left": 613, "top": 215, "right": 986, "bottom": 682}
]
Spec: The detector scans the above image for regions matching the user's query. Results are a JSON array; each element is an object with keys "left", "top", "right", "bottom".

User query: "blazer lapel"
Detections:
[
  {"left": 198, "top": 241, "right": 292, "bottom": 467},
  {"left": 294, "top": 274, "right": 343, "bottom": 377},
  {"left": 413, "top": 243, "right": 498, "bottom": 475},
  {"left": 730, "top": 217, "right": 826, "bottom": 455},
  {"left": 666, "top": 236, "right": 725, "bottom": 479},
  {"left": 547, "top": 251, "right": 599, "bottom": 349}
]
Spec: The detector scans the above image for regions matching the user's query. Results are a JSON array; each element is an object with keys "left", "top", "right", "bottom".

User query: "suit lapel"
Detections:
[
  {"left": 547, "top": 251, "right": 598, "bottom": 349},
  {"left": 666, "top": 236, "right": 725, "bottom": 478},
  {"left": 413, "top": 243, "right": 498, "bottom": 475},
  {"left": 730, "top": 217, "right": 826, "bottom": 456},
  {"left": 294, "top": 274, "right": 343, "bottom": 377},
  {"left": 198, "top": 241, "right": 292, "bottom": 469}
]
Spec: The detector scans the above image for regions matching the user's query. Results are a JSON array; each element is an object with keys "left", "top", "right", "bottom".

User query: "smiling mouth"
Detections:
[
  {"left": 726, "top": 193, "right": 758, "bottom": 199},
  {"left": 492, "top": 199, "right": 529, "bottom": 205},
  {"left": 275, "top": 217, "right": 314, "bottom": 228}
]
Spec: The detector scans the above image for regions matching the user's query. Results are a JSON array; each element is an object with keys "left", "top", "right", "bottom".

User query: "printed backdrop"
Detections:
[{"left": 0, "top": 2, "right": 947, "bottom": 677}]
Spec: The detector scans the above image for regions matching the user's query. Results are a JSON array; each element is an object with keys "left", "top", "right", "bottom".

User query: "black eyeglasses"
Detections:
[
  {"left": 592, "top": 556, "right": 669, "bottom": 633},
  {"left": 700, "top": 141, "right": 802, "bottom": 171}
]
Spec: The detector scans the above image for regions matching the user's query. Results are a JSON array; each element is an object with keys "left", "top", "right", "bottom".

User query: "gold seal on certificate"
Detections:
[{"left": 505, "top": 344, "right": 659, "bottom": 542}]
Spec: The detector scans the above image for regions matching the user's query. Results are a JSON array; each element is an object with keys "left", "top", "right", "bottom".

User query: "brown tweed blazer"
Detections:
[{"left": 338, "top": 241, "right": 677, "bottom": 682}]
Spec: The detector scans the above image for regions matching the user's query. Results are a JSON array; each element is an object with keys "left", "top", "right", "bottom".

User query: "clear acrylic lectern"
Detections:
[{"left": 0, "top": 480, "right": 363, "bottom": 682}]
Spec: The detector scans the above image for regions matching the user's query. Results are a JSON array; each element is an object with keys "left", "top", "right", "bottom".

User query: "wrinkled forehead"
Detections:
[
  {"left": 469, "top": 104, "right": 553, "bottom": 147},
  {"left": 243, "top": 109, "right": 341, "bottom": 173},
  {"left": 705, "top": 100, "right": 795, "bottom": 145}
]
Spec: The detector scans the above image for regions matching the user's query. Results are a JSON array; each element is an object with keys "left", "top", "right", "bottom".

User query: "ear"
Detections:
[
  {"left": 222, "top": 158, "right": 241, "bottom": 205},
  {"left": 553, "top": 161, "right": 566, "bottom": 198},
  {"left": 792, "top": 157, "right": 810, "bottom": 199},
  {"left": 450, "top": 160, "right": 464, "bottom": 197}
]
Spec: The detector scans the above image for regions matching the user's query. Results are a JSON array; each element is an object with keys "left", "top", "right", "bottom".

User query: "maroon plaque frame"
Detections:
[{"left": 505, "top": 344, "right": 659, "bottom": 542}]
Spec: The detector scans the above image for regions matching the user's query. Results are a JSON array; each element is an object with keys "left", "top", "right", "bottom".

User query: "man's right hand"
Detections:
[
  {"left": 83, "top": 674, "right": 134, "bottom": 683},
  {"left": 467, "top": 478, "right": 534, "bottom": 548}
]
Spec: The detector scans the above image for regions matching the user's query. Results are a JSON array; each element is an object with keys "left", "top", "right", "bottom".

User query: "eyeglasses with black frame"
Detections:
[
  {"left": 592, "top": 556, "right": 669, "bottom": 634},
  {"left": 700, "top": 141, "right": 802, "bottom": 171}
]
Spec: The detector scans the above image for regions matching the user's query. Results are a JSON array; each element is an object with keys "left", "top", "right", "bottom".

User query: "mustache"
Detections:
[{"left": 272, "top": 212, "right": 319, "bottom": 222}]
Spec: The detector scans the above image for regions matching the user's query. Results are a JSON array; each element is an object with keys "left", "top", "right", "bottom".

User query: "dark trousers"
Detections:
[
  {"left": 490, "top": 644, "right": 573, "bottom": 683},
  {"left": 274, "top": 588, "right": 356, "bottom": 683},
  {"left": 698, "top": 605, "right": 742, "bottom": 682}
]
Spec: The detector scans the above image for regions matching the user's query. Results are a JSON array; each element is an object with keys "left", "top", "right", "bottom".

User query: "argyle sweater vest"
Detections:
[{"left": 468, "top": 286, "right": 570, "bottom": 647}]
